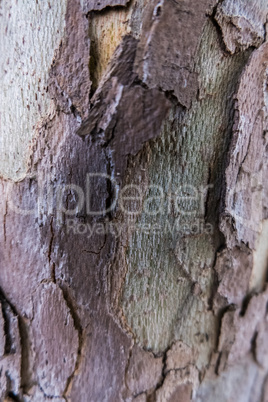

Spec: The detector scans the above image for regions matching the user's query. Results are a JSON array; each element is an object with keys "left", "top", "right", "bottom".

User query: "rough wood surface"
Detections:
[
  {"left": 0, "top": 0, "right": 68, "bottom": 181},
  {"left": 0, "top": 0, "right": 268, "bottom": 400},
  {"left": 215, "top": 0, "right": 268, "bottom": 54},
  {"left": 82, "top": 0, "right": 130, "bottom": 13}
]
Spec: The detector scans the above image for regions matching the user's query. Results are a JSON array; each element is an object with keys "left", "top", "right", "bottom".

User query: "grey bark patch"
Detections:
[
  {"left": 134, "top": 0, "right": 217, "bottom": 108},
  {"left": 0, "top": 0, "right": 67, "bottom": 181},
  {"left": 32, "top": 282, "right": 79, "bottom": 397},
  {"left": 49, "top": 0, "right": 91, "bottom": 118},
  {"left": 215, "top": 0, "right": 268, "bottom": 54}
]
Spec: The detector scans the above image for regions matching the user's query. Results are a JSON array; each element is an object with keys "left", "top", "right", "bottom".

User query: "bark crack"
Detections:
[
  {"left": 3, "top": 199, "right": 8, "bottom": 244},
  {"left": 60, "top": 287, "right": 85, "bottom": 400},
  {"left": 48, "top": 217, "right": 56, "bottom": 283},
  {"left": 86, "top": 0, "right": 131, "bottom": 14}
]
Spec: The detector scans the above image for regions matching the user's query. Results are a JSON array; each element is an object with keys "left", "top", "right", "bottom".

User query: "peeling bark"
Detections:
[
  {"left": 215, "top": 0, "right": 268, "bottom": 54},
  {"left": 83, "top": 0, "right": 130, "bottom": 13}
]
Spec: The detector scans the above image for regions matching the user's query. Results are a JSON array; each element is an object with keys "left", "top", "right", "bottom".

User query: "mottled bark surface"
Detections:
[{"left": 0, "top": 0, "right": 268, "bottom": 401}]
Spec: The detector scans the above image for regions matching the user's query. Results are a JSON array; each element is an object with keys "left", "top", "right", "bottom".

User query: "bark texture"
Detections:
[{"left": 0, "top": 0, "right": 268, "bottom": 401}]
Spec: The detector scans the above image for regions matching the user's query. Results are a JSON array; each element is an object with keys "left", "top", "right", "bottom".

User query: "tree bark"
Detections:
[{"left": 0, "top": 0, "right": 267, "bottom": 401}]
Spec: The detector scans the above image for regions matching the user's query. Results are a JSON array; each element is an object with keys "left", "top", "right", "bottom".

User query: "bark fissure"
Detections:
[{"left": 60, "top": 287, "right": 85, "bottom": 399}]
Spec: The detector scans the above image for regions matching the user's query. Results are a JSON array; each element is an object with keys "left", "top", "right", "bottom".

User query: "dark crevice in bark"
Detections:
[
  {"left": 214, "top": 351, "right": 222, "bottom": 376},
  {"left": 87, "top": 0, "right": 131, "bottom": 15},
  {"left": 207, "top": 235, "right": 226, "bottom": 312},
  {"left": 51, "top": 263, "right": 56, "bottom": 284},
  {"left": 69, "top": 104, "right": 82, "bottom": 122},
  {"left": 146, "top": 359, "right": 199, "bottom": 401},
  {"left": 82, "top": 235, "right": 107, "bottom": 255},
  {"left": 88, "top": 32, "right": 99, "bottom": 98},
  {"left": 209, "top": 1, "right": 230, "bottom": 55},
  {"left": 48, "top": 217, "right": 56, "bottom": 283},
  {"left": 104, "top": 148, "right": 116, "bottom": 221},
  {"left": 3, "top": 199, "right": 7, "bottom": 244},
  {"left": 250, "top": 330, "right": 259, "bottom": 366},
  {"left": 38, "top": 383, "right": 63, "bottom": 400},
  {"left": 214, "top": 304, "right": 236, "bottom": 354},
  {"left": 60, "top": 286, "right": 85, "bottom": 399},
  {"left": 7, "top": 391, "right": 21, "bottom": 402},
  {"left": 0, "top": 289, "right": 19, "bottom": 355},
  {"left": 240, "top": 292, "right": 256, "bottom": 317},
  {"left": 18, "top": 317, "right": 33, "bottom": 395},
  {"left": 205, "top": 156, "right": 226, "bottom": 311},
  {"left": 87, "top": 1, "right": 132, "bottom": 14},
  {"left": 265, "top": 300, "right": 268, "bottom": 316},
  {"left": 204, "top": 165, "right": 213, "bottom": 223}
]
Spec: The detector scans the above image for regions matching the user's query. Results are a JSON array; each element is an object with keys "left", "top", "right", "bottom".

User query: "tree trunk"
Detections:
[{"left": 0, "top": 0, "right": 268, "bottom": 400}]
